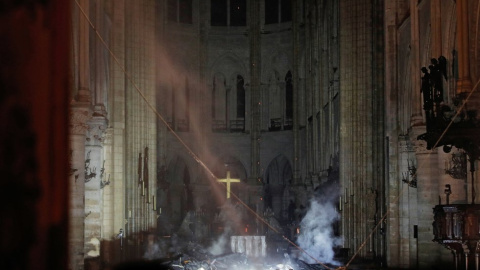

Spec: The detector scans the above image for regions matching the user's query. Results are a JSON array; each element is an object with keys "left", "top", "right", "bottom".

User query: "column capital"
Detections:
[
  {"left": 87, "top": 114, "right": 108, "bottom": 146},
  {"left": 70, "top": 105, "right": 91, "bottom": 136},
  {"left": 409, "top": 126, "right": 433, "bottom": 155},
  {"left": 76, "top": 88, "right": 92, "bottom": 103}
]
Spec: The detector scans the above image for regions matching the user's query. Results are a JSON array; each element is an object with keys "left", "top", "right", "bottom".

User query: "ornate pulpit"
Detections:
[{"left": 433, "top": 204, "right": 480, "bottom": 269}]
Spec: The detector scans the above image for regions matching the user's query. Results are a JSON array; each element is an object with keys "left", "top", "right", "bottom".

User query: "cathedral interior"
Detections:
[{"left": 3, "top": 0, "right": 480, "bottom": 270}]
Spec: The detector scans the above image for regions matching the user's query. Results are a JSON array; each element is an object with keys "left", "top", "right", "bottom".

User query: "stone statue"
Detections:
[
  {"left": 421, "top": 67, "right": 433, "bottom": 110},
  {"left": 429, "top": 57, "right": 447, "bottom": 103}
]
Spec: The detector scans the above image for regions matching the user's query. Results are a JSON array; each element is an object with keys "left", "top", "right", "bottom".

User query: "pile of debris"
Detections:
[{"left": 141, "top": 243, "right": 337, "bottom": 270}]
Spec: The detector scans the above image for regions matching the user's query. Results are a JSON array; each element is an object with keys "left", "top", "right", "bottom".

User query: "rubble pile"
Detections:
[
  {"left": 137, "top": 235, "right": 344, "bottom": 270},
  {"left": 147, "top": 245, "right": 336, "bottom": 270}
]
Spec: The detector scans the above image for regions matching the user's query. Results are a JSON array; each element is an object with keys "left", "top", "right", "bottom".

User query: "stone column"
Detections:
[
  {"left": 292, "top": 0, "right": 301, "bottom": 183},
  {"left": 69, "top": 99, "right": 91, "bottom": 270},
  {"left": 94, "top": 0, "right": 107, "bottom": 109},
  {"left": 411, "top": 126, "right": 442, "bottom": 269},
  {"left": 70, "top": 1, "right": 91, "bottom": 266},
  {"left": 249, "top": 0, "right": 261, "bottom": 182},
  {"left": 455, "top": 0, "right": 472, "bottom": 96},
  {"left": 84, "top": 115, "right": 107, "bottom": 261},
  {"left": 410, "top": 0, "right": 422, "bottom": 126},
  {"left": 384, "top": 1, "right": 400, "bottom": 265},
  {"left": 101, "top": 127, "right": 116, "bottom": 265},
  {"left": 339, "top": 0, "right": 380, "bottom": 256},
  {"left": 77, "top": 0, "right": 90, "bottom": 99},
  {"left": 107, "top": 0, "right": 127, "bottom": 262},
  {"left": 430, "top": 0, "right": 442, "bottom": 58}
]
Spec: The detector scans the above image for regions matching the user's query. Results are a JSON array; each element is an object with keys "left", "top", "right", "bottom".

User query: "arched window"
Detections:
[
  {"left": 212, "top": 73, "right": 227, "bottom": 132},
  {"left": 236, "top": 75, "right": 245, "bottom": 118},
  {"left": 268, "top": 72, "right": 282, "bottom": 131},
  {"left": 231, "top": 75, "right": 245, "bottom": 132}
]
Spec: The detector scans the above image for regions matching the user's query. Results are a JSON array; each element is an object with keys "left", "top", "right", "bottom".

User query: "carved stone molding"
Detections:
[
  {"left": 409, "top": 126, "right": 433, "bottom": 155},
  {"left": 76, "top": 88, "right": 91, "bottom": 103},
  {"left": 398, "top": 135, "right": 414, "bottom": 153},
  {"left": 103, "top": 127, "right": 113, "bottom": 145},
  {"left": 87, "top": 116, "right": 107, "bottom": 145},
  {"left": 70, "top": 108, "right": 91, "bottom": 135},
  {"left": 412, "top": 139, "right": 432, "bottom": 155}
]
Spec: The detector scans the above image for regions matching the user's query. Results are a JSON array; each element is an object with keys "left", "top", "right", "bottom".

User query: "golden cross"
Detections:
[{"left": 217, "top": 171, "right": 240, "bottom": 199}]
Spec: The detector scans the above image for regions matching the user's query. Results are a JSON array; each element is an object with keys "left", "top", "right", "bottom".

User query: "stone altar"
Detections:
[{"left": 230, "top": 235, "right": 266, "bottom": 257}]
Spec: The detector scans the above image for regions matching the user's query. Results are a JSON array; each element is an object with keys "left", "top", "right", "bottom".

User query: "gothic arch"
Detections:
[
  {"left": 166, "top": 156, "right": 194, "bottom": 229},
  {"left": 264, "top": 50, "right": 292, "bottom": 82},
  {"left": 209, "top": 52, "right": 247, "bottom": 83},
  {"left": 212, "top": 72, "right": 227, "bottom": 129},
  {"left": 264, "top": 155, "right": 293, "bottom": 221},
  {"left": 210, "top": 53, "right": 248, "bottom": 131},
  {"left": 267, "top": 70, "right": 283, "bottom": 130},
  {"left": 212, "top": 155, "right": 247, "bottom": 181}
]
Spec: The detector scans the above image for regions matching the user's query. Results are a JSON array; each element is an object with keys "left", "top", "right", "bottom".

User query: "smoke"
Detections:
[
  {"left": 295, "top": 187, "right": 342, "bottom": 265},
  {"left": 208, "top": 233, "right": 228, "bottom": 255},
  {"left": 207, "top": 199, "right": 246, "bottom": 255},
  {"left": 143, "top": 235, "right": 170, "bottom": 260}
]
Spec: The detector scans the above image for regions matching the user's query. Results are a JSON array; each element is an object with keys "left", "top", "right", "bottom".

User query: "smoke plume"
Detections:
[
  {"left": 295, "top": 187, "right": 342, "bottom": 265},
  {"left": 207, "top": 199, "right": 245, "bottom": 255}
]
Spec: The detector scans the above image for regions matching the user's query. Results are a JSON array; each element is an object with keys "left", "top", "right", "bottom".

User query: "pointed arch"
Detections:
[
  {"left": 267, "top": 70, "right": 282, "bottom": 131},
  {"left": 210, "top": 53, "right": 248, "bottom": 132},
  {"left": 264, "top": 155, "right": 293, "bottom": 221},
  {"left": 212, "top": 72, "right": 227, "bottom": 131},
  {"left": 166, "top": 156, "right": 193, "bottom": 229},
  {"left": 231, "top": 74, "right": 246, "bottom": 131}
]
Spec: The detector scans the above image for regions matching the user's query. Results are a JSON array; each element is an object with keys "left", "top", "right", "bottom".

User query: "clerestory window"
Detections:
[{"left": 211, "top": 0, "right": 246, "bottom": 26}]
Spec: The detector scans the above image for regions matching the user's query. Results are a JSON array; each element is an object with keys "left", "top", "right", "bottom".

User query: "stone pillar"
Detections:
[
  {"left": 409, "top": 0, "right": 422, "bottom": 125},
  {"left": 71, "top": 0, "right": 92, "bottom": 263},
  {"left": 101, "top": 127, "right": 116, "bottom": 265},
  {"left": 412, "top": 126, "right": 442, "bottom": 269},
  {"left": 292, "top": 0, "right": 301, "bottom": 183},
  {"left": 396, "top": 137, "right": 418, "bottom": 268},
  {"left": 122, "top": 1, "right": 157, "bottom": 259},
  {"left": 77, "top": 0, "right": 90, "bottom": 98},
  {"left": 84, "top": 115, "right": 107, "bottom": 261},
  {"left": 93, "top": 0, "right": 107, "bottom": 108},
  {"left": 109, "top": 0, "right": 126, "bottom": 245},
  {"left": 455, "top": 0, "right": 472, "bottom": 96},
  {"left": 339, "top": 0, "right": 381, "bottom": 256},
  {"left": 70, "top": 1, "right": 91, "bottom": 265},
  {"left": 249, "top": 0, "right": 261, "bottom": 182},
  {"left": 384, "top": 1, "right": 400, "bottom": 265},
  {"left": 70, "top": 99, "right": 91, "bottom": 270},
  {"left": 430, "top": 0, "right": 442, "bottom": 58}
]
